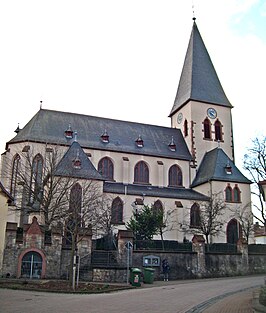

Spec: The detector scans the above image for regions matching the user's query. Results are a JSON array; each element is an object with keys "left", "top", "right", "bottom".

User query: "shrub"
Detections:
[{"left": 259, "top": 286, "right": 266, "bottom": 306}]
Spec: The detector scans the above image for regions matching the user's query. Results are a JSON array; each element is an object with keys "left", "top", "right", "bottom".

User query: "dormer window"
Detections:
[
  {"left": 101, "top": 130, "right": 109, "bottom": 143},
  {"left": 168, "top": 136, "right": 176, "bottom": 151},
  {"left": 65, "top": 124, "right": 73, "bottom": 139},
  {"left": 135, "top": 135, "right": 144, "bottom": 148},
  {"left": 73, "top": 151, "right": 81, "bottom": 169},
  {"left": 225, "top": 161, "right": 232, "bottom": 174}
]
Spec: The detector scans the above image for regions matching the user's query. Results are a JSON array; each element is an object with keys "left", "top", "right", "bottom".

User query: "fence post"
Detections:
[
  {"left": 117, "top": 230, "right": 134, "bottom": 266},
  {"left": 192, "top": 235, "right": 206, "bottom": 277},
  {"left": 237, "top": 238, "right": 249, "bottom": 274}
]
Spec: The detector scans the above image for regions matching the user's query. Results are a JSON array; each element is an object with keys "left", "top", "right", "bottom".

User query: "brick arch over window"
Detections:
[
  {"left": 10, "top": 153, "right": 21, "bottom": 199},
  {"left": 203, "top": 118, "right": 211, "bottom": 139},
  {"left": 111, "top": 197, "right": 123, "bottom": 224},
  {"left": 214, "top": 119, "right": 223, "bottom": 141},
  {"left": 190, "top": 203, "right": 200, "bottom": 228},
  {"left": 134, "top": 161, "right": 149, "bottom": 184},
  {"left": 98, "top": 157, "right": 114, "bottom": 181},
  {"left": 168, "top": 164, "right": 183, "bottom": 187}
]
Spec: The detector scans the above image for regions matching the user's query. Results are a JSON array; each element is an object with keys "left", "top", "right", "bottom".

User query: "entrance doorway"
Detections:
[{"left": 21, "top": 251, "right": 43, "bottom": 279}]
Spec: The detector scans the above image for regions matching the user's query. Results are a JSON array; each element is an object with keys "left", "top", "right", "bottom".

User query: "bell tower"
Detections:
[{"left": 169, "top": 20, "right": 234, "bottom": 168}]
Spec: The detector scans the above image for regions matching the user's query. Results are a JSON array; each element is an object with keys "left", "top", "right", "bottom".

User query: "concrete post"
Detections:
[
  {"left": 237, "top": 238, "right": 249, "bottom": 274},
  {"left": 192, "top": 235, "right": 206, "bottom": 277}
]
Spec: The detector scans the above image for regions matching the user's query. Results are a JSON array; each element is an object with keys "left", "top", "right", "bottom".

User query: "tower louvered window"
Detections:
[
  {"left": 214, "top": 120, "right": 223, "bottom": 141},
  {"left": 203, "top": 118, "right": 211, "bottom": 139}
]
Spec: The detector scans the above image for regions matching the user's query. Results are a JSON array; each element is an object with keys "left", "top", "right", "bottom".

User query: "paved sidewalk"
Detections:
[{"left": 202, "top": 289, "right": 254, "bottom": 313}]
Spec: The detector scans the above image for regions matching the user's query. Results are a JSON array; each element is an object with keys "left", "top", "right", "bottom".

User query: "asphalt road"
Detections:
[{"left": 0, "top": 275, "right": 264, "bottom": 313}]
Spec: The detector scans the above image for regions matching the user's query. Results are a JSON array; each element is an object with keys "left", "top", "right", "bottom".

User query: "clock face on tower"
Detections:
[
  {"left": 177, "top": 112, "right": 183, "bottom": 124},
  {"left": 207, "top": 108, "right": 217, "bottom": 119}
]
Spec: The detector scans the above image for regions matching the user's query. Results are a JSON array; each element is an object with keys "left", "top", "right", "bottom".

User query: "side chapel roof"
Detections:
[
  {"left": 191, "top": 148, "right": 251, "bottom": 187},
  {"left": 55, "top": 141, "right": 104, "bottom": 180}
]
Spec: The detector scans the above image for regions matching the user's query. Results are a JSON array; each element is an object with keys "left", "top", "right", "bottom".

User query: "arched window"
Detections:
[
  {"left": 98, "top": 157, "right": 114, "bottom": 180},
  {"left": 233, "top": 186, "right": 241, "bottom": 202},
  {"left": 111, "top": 197, "right": 123, "bottom": 224},
  {"left": 168, "top": 164, "right": 183, "bottom": 187},
  {"left": 153, "top": 200, "right": 163, "bottom": 214},
  {"left": 184, "top": 119, "right": 188, "bottom": 137},
  {"left": 134, "top": 161, "right": 149, "bottom": 184},
  {"left": 65, "top": 183, "right": 83, "bottom": 244},
  {"left": 225, "top": 185, "right": 233, "bottom": 202},
  {"left": 190, "top": 203, "right": 200, "bottom": 227},
  {"left": 153, "top": 200, "right": 163, "bottom": 223},
  {"left": 30, "top": 154, "right": 43, "bottom": 205},
  {"left": 69, "top": 183, "right": 82, "bottom": 217},
  {"left": 227, "top": 219, "right": 241, "bottom": 244},
  {"left": 203, "top": 118, "right": 211, "bottom": 139},
  {"left": 21, "top": 251, "right": 43, "bottom": 279},
  {"left": 10, "top": 154, "right": 21, "bottom": 199},
  {"left": 214, "top": 120, "right": 223, "bottom": 141}
]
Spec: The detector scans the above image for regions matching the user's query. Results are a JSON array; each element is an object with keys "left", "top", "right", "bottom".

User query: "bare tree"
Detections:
[
  {"left": 181, "top": 192, "right": 227, "bottom": 244},
  {"left": 58, "top": 179, "right": 104, "bottom": 288},
  {"left": 3, "top": 146, "right": 109, "bottom": 288},
  {"left": 244, "top": 136, "right": 266, "bottom": 230},
  {"left": 230, "top": 203, "right": 254, "bottom": 243},
  {"left": 3, "top": 146, "right": 76, "bottom": 227}
]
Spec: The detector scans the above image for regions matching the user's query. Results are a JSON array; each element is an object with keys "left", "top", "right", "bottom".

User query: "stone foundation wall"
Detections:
[{"left": 92, "top": 268, "right": 127, "bottom": 283}]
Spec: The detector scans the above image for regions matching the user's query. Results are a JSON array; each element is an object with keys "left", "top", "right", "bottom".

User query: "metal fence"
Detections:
[{"left": 134, "top": 240, "right": 192, "bottom": 252}]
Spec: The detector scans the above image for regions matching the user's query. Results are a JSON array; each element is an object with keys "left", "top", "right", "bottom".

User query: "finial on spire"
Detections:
[
  {"left": 192, "top": 0, "right": 196, "bottom": 21},
  {"left": 40, "top": 100, "right": 43, "bottom": 109}
]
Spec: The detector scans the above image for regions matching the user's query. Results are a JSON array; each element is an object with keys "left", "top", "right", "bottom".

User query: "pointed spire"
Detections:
[
  {"left": 14, "top": 123, "right": 20, "bottom": 134},
  {"left": 169, "top": 21, "right": 232, "bottom": 117}
]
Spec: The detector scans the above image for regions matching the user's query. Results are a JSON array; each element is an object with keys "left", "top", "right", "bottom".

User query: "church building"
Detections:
[{"left": 0, "top": 20, "right": 252, "bottom": 278}]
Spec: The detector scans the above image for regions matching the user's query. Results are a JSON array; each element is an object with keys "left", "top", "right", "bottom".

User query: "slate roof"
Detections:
[
  {"left": 0, "top": 181, "right": 13, "bottom": 201},
  {"left": 7, "top": 109, "right": 192, "bottom": 161},
  {"left": 169, "top": 21, "right": 232, "bottom": 117},
  {"left": 55, "top": 141, "right": 104, "bottom": 180},
  {"left": 191, "top": 148, "right": 251, "bottom": 187},
  {"left": 104, "top": 182, "right": 209, "bottom": 201}
]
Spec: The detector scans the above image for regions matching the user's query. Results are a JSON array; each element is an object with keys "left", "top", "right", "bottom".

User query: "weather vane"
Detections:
[{"left": 192, "top": 0, "right": 196, "bottom": 21}]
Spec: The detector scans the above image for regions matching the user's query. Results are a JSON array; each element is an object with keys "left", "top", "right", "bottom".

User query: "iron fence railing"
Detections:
[
  {"left": 134, "top": 240, "right": 192, "bottom": 252},
  {"left": 205, "top": 243, "right": 237, "bottom": 253}
]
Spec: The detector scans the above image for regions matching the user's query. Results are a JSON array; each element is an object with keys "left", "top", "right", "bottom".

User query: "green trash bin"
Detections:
[
  {"left": 143, "top": 267, "right": 155, "bottom": 284},
  {"left": 130, "top": 268, "right": 142, "bottom": 287}
]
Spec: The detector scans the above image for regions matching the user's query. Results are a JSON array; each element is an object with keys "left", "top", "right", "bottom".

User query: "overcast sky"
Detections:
[{"left": 0, "top": 0, "right": 265, "bottom": 170}]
